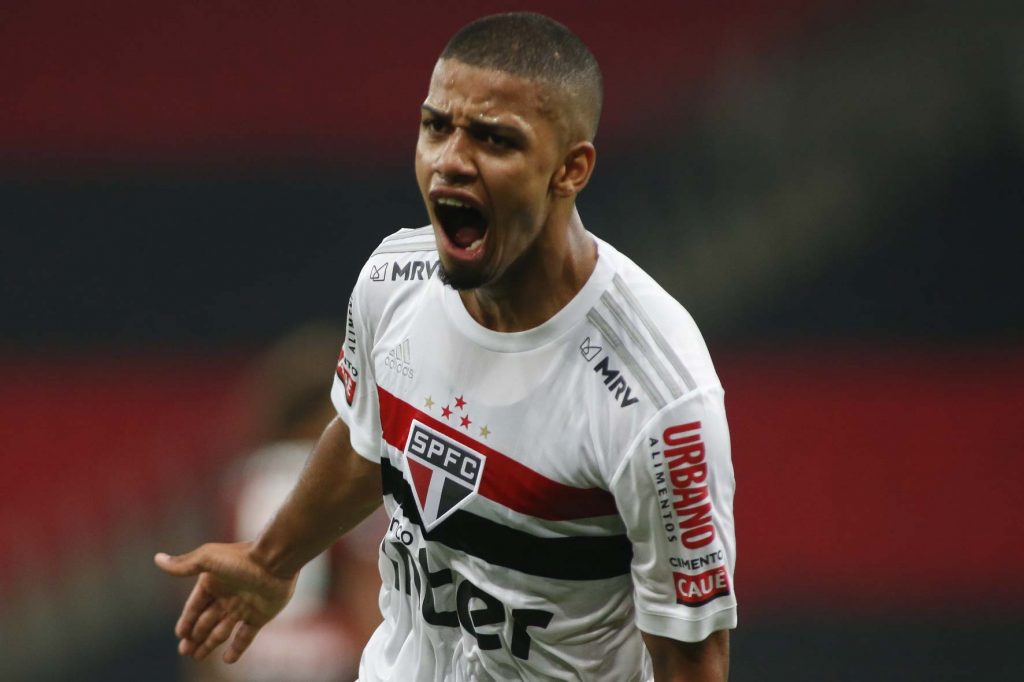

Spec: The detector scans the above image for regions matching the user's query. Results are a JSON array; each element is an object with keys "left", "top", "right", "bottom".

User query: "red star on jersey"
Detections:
[
  {"left": 441, "top": 405, "right": 452, "bottom": 419},
  {"left": 460, "top": 415, "right": 472, "bottom": 429},
  {"left": 455, "top": 395, "right": 467, "bottom": 410}
]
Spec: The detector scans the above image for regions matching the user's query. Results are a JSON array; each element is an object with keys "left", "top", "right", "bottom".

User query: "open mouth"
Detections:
[{"left": 434, "top": 197, "right": 488, "bottom": 253}]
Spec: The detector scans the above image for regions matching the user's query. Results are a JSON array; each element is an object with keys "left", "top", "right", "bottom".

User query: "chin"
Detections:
[{"left": 438, "top": 261, "right": 489, "bottom": 291}]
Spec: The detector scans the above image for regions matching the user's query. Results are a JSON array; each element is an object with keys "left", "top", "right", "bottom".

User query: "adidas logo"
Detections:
[
  {"left": 390, "top": 339, "right": 411, "bottom": 363},
  {"left": 384, "top": 338, "right": 414, "bottom": 378}
]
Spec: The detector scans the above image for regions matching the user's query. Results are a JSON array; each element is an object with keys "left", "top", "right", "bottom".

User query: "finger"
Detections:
[
  {"left": 179, "top": 637, "right": 197, "bottom": 657},
  {"left": 175, "top": 581, "right": 214, "bottom": 639},
  {"left": 189, "top": 602, "right": 225, "bottom": 646},
  {"left": 223, "top": 622, "right": 260, "bottom": 664},
  {"left": 192, "top": 615, "right": 238, "bottom": 661},
  {"left": 155, "top": 549, "right": 205, "bottom": 577}
]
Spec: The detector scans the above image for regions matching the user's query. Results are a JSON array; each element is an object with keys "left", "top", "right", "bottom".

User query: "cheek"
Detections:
[
  {"left": 515, "top": 167, "right": 556, "bottom": 217},
  {"left": 414, "top": 146, "right": 429, "bottom": 186},
  {"left": 509, "top": 158, "right": 556, "bottom": 210},
  {"left": 503, "top": 195, "right": 546, "bottom": 243},
  {"left": 484, "top": 159, "right": 553, "bottom": 231},
  {"left": 509, "top": 160, "right": 554, "bottom": 200}
]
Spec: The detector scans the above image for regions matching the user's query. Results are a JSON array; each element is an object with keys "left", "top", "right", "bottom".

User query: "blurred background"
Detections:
[{"left": 2, "top": 0, "right": 1022, "bottom": 679}]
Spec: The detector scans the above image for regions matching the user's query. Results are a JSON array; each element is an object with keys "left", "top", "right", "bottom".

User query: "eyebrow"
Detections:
[{"left": 420, "top": 104, "right": 525, "bottom": 142}]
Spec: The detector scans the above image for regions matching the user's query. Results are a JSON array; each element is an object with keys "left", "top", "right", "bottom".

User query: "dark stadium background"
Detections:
[{"left": 2, "top": 1, "right": 1022, "bottom": 679}]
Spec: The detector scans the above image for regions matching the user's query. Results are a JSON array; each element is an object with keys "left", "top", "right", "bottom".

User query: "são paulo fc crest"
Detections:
[{"left": 402, "top": 420, "right": 486, "bottom": 530}]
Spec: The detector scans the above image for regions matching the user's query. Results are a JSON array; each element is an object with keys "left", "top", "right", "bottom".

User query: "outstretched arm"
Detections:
[
  {"left": 643, "top": 630, "right": 730, "bottom": 682},
  {"left": 155, "top": 416, "right": 382, "bottom": 663}
]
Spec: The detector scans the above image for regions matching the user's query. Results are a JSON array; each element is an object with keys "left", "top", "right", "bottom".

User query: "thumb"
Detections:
[{"left": 154, "top": 549, "right": 205, "bottom": 577}]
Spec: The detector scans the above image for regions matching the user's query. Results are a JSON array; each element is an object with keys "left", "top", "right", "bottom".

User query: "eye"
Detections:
[
  {"left": 470, "top": 128, "right": 516, "bottom": 150},
  {"left": 421, "top": 117, "right": 449, "bottom": 135},
  {"left": 485, "top": 133, "right": 513, "bottom": 149}
]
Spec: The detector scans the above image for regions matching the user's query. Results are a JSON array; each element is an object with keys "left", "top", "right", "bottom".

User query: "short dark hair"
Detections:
[{"left": 439, "top": 12, "right": 603, "bottom": 141}]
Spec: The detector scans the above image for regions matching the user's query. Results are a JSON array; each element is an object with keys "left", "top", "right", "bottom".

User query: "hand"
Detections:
[{"left": 154, "top": 542, "right": 297, "bottom": 663}]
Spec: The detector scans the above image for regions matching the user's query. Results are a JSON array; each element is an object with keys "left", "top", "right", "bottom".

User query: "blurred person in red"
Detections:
[
  {"left": 158, "top": 12, "right": 736, "bottom": 681},
  {"left": 188, "top": 324, "right": 385, "bottom": 682}
]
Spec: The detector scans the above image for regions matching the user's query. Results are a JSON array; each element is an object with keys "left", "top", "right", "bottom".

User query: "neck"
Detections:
[{"left": 458, "top": 206, "right": 597, "bottom": 333}]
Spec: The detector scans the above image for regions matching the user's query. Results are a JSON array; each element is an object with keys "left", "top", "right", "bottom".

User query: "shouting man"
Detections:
[{"left": 157, "top": 12, "right": 737, "bottom": 681}]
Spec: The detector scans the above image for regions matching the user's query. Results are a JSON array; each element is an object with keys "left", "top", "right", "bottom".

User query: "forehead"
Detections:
[{"left": 425, "top": 59, "right": 556, "bottom": 127}]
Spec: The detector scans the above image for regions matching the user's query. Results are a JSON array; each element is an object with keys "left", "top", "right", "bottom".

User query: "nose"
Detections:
[{"left": 434, "top": 129, "right": 475, "bottom": 183}]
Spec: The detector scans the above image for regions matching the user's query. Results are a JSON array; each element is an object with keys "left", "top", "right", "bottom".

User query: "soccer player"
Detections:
[{"left": 156, "top": 12, "right": 737, "bottom": 681}]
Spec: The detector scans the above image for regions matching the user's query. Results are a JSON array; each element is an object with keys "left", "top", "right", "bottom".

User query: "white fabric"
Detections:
[{"left": 332, "top": 227, "right": 737, "bottom": 682}]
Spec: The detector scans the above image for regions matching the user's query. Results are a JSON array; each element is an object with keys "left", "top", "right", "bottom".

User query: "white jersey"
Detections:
[{"left": 332, "top": 227, "right": 737, "bottom": 682}]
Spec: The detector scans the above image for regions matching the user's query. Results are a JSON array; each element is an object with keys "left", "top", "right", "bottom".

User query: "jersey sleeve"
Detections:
[
  {"left": 609, "top": 385, "right": 737, "bottom": 642},
  {"left": 331, "top": 274, "right": 382, "bottom": 462}
]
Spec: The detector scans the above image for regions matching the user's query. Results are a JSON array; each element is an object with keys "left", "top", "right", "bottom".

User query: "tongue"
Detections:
[{"left": 452, "top": 224, "right": 485, "bottom": 249}]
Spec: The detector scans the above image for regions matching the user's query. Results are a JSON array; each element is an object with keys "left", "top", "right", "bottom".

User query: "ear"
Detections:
[{"left": 551, "top": 142, "right": 597, "bottom": 198}]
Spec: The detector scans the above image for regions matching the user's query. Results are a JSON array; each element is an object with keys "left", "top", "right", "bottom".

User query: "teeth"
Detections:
[
  {"left": 436, "top": 197, "right": 471, "bottom": 209},
  {"left": 467, "top": 238, "right": 483, "bottom": 252}
]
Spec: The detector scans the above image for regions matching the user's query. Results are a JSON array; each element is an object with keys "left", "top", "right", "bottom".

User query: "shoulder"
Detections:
[
  {"left": 589, "top": 239, "right": 721, "bottom": 412},
  {"left": 350, "top": 226, "right": 441, "bottom": 324},
  {"left": 368, "top": 225, "right": 437, "bottom": 259},
  {"left": 363, "top": 225, "right": 440, "bottom": 282}
]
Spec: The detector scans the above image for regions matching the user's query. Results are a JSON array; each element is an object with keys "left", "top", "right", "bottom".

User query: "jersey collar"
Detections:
[{"left": 439, "top": 235, "right": 615, "bottom": 353}]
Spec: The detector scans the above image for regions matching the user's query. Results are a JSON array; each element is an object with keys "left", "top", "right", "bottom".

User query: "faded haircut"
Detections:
[{"left": 439, "top": 12, "right": 603, "bottom": 142}]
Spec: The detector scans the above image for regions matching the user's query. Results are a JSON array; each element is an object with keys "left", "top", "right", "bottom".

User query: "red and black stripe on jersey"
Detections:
[{"left": 377, "top": 387, "right": 632, "bottom": 581}]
